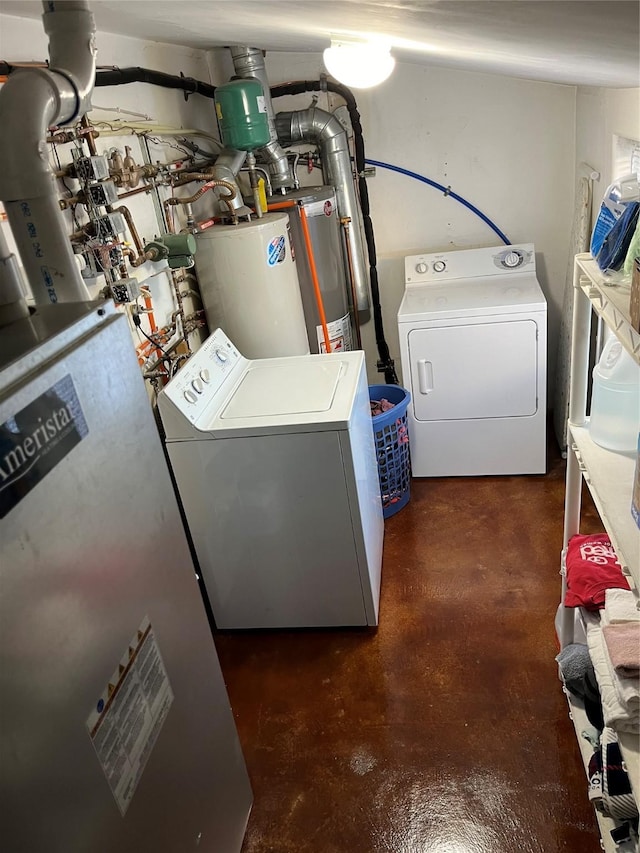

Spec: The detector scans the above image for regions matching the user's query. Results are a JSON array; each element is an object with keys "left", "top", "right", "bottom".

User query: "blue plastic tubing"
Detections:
[{"left": 364, "top": 158, "right": 511, "bottom": 246}]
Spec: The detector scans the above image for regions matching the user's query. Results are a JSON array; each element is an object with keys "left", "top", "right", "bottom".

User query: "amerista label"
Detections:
[{"left": 0, "top": 374, "right": 88, "bottom": 518}]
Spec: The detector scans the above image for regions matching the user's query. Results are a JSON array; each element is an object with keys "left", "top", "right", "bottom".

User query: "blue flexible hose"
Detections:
[{"left": 365, "top": 158, "right": 511, "bottom": 246}]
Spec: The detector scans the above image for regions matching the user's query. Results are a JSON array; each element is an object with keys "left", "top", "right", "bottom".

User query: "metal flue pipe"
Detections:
[
  {"left": 276, "top": 106, "right": 370, "bottom": 312},
  {"left": 229, "top": 46, "right": 294, "bottom": 192},
  {"left": 210, "top": 148, "right": 247, "bottom": 215},
  {"left": 0, "top": 0, "right": 96, "bottom": 308}
]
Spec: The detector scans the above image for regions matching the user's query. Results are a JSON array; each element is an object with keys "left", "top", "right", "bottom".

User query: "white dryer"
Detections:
[
  {"left": 158, "top": 329, "right": 384, "bottom": 629},
  {"left": 397, "top": 244, "right": 547, "bottom": 477}
]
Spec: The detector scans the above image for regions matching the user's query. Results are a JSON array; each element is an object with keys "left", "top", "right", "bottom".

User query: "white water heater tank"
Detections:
[{"left": 195, "top": 213, "right": 309, "bottom": 358}]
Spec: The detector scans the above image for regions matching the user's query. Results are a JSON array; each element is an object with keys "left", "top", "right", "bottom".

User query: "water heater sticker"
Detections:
[
  {"left": 0, "top": 374, "right": 88, "bottom": 519},
  {"left": 305, "top": 199, "right": 334, "bottom": 218},
  {"left": 86, "top": 617, "right": 174, "bottom": 816},
  {"left": 267, "top": 234, "right": 286, "bottom": 266},
  {"left": 256, "top": 95, "right": 267, "bottom": 113}
]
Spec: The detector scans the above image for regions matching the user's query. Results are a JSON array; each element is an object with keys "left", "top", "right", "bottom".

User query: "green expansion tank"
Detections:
[{"left": 214, "top": 78, "right": 270, "bottom": 151}]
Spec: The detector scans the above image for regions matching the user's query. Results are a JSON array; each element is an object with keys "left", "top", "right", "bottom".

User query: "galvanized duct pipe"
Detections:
[
  {"left": 229, "top": 46, "right": 294, "bottom": 192},
  {"left": 276, "top": 107, "right": 370, "bottom": 312},
  {"left": 0, "top": 0, "right": 96, "bottom": 307}
]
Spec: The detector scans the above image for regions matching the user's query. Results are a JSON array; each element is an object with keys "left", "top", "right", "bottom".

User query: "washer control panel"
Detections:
[
  {"left": 405, "top": 243, "right": 535, "bottom": 284},
  {"left": 162, "top": 328, "right": 245, "bottom": 422}
]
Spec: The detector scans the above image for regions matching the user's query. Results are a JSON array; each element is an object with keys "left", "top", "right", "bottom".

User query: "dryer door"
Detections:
[{"left": 408, "top": 319, "right": 539, "bottom": 421}]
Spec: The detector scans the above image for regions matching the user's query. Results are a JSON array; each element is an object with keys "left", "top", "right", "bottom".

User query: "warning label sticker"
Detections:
[
  {"left": 317, "top": 313, "right": 353, "bottom": 353},
  {"left": 86, "top": 617, "right": 174, "bottom": 816},
  {"left": 304, "top": 198, "right": 334, "bottom": 218},
  {"left": 267, "top": 234, "right": 286, "bottom": 266}
]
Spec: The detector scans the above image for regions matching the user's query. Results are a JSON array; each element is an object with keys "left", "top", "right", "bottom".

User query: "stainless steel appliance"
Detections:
[{"left": 0, "top": 302, "right": 252, "bottom": 853}]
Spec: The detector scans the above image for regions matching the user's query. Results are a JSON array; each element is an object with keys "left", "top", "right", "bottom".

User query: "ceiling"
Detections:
[{"left": 1, "top": 1, "right": 639, "bottom": 88}]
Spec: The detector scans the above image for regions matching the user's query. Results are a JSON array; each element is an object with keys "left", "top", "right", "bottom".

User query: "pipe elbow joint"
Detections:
[
  {"left": 43, "top": 3, "right": 97, "bottom": 123},
  {"left": 0, "top": 69, "right": 66, "bottom": 200},
  {"left": 276, "top": 107, "right": 346, "bottom": 150}
]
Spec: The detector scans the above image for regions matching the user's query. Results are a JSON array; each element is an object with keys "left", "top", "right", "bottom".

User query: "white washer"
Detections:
[
  {"left": 158, "top": 329, "right": 384, "bottom": 629},
  {"left": 397, "top": 243, "right": 547, "bottom": 477}
]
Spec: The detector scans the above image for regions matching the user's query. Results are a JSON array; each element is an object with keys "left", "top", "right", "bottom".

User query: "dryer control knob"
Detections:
[
  {"left": 200, "top": 368, "right": 210, "bottom": 384},
  {"left": 502, "top": 251, "right": 523, "bottom": 268},
  {"left": 192, "top": 377, "right": 203, "bottom": 394},
  {"left": 183, "top": 389, "right": 198, "bottom": 404},
  {"left": 214, "top": 348, "right": 229, "bottom": 363},
  {"left": 433, "top": 260, "right": 446, "bottom": 273},
  {"left": 415, "top": 262, "right": 428, "bottom": 274}
]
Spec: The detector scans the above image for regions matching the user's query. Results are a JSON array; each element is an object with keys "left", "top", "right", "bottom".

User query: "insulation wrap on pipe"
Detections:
[
  {"left": 0, "top": 0, "right": 97, "bottom": 308},
  {"left": 94, "top": 66, "right": 217, "bottom": 100}
]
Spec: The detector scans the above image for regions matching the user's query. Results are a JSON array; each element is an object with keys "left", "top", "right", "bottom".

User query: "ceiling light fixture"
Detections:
[{"left": 323, "top": 38, "right": 395, "bottom": 89}]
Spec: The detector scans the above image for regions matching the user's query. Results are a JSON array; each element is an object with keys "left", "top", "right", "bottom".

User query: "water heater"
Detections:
[
  {"left": 282, "top": 186, "right": 353, "bottom": 354},
  {"left": 194, "top": 213, "right": 309, "bottom": 359}
]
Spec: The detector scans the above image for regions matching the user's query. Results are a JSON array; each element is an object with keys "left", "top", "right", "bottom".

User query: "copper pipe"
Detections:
[
  {"left": 80, "top": 115, "right": 98, "bottom": 156},
  {"left": 173, "top": 171, "right": 215, "bottom": 186},
  {"left": 109, "top": 204, "right": 144, "bottom": 254},
  {"left": 117, "top": 185, "right": 153, "bottom": 201},
  {"left": 123, "top": 245, "right": 153, "bottom": 268},
  {"left": 164, "top": 179, "right": 236, "bottom": 230},
  {"left": 47, "top": 131, "right": 76, "bottom": 144},
  {"left": 59, "top": 195, "right": 81, "bottom": 210},
  {"left": 60, "top": 183, "right": 151, "bottom": 210},
  {"left": 143, "top": 335, "right": 185, "bottom": 377}
]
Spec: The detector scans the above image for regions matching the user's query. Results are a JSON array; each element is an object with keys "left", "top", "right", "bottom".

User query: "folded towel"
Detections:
[
  {"left": 602, "top": 632, "right": 640, "bottom": 714},
  {"left": 602, "top": 588, "right": 640, "bottom": 626},
  {"left": 556, "top": 643, "right": 592, "bottom": 683},
  {"left": 586, "top": 619, "right": 639, "bottom": 734},
  {"left": 602, "top": 623, "right": 640, "bottom": 678}
]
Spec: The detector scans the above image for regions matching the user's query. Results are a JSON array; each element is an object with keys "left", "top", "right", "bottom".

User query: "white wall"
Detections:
[
  {"left": 0, "top": 14, "right": 215, "bottom": 127},
  {"left": 576, "top": 86, "right": 640, "bottom": 223},
  {"left": 262, "top": 51, "right": 577, "bottom": 393}
]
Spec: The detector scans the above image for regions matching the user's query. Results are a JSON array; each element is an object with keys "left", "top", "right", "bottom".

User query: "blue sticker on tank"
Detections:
[{"left": 267, "top": 235, "right": 286, "bottom": 266}]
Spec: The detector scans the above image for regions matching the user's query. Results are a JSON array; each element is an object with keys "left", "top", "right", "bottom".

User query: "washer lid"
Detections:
[
  {"left": 221, "top": 360, "right": 342, "bottom": 419},
  {"left": 398, "top": 273, "right": 546, "bottom": 323},
  {"left": 195, "top": 350, "right": 365, "bottom": 437}
]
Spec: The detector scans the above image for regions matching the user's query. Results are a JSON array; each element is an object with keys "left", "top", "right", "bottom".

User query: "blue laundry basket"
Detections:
[{"left": 369, "top": 384, "right": 412, "bottom": 519}]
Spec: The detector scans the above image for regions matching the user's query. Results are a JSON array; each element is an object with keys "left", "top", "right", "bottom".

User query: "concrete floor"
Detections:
[{"left": 215, "top": 443, "right": 603, "bottom": 852}]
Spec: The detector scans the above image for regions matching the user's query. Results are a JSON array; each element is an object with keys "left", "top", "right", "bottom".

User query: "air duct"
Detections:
[
  {"left": 229, "top": 46, "right": 294, "bottom": 192},
  {"left": 0, "top": 0, "right": 96, "bottom": 309},
  {"left": 276, "top": 107, "right": 370, "bottom": 312}
]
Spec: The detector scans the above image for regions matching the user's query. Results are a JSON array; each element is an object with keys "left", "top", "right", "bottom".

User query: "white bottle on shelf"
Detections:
[{"left": 590, "top": 336, "right": 640, "bottom": 453}]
